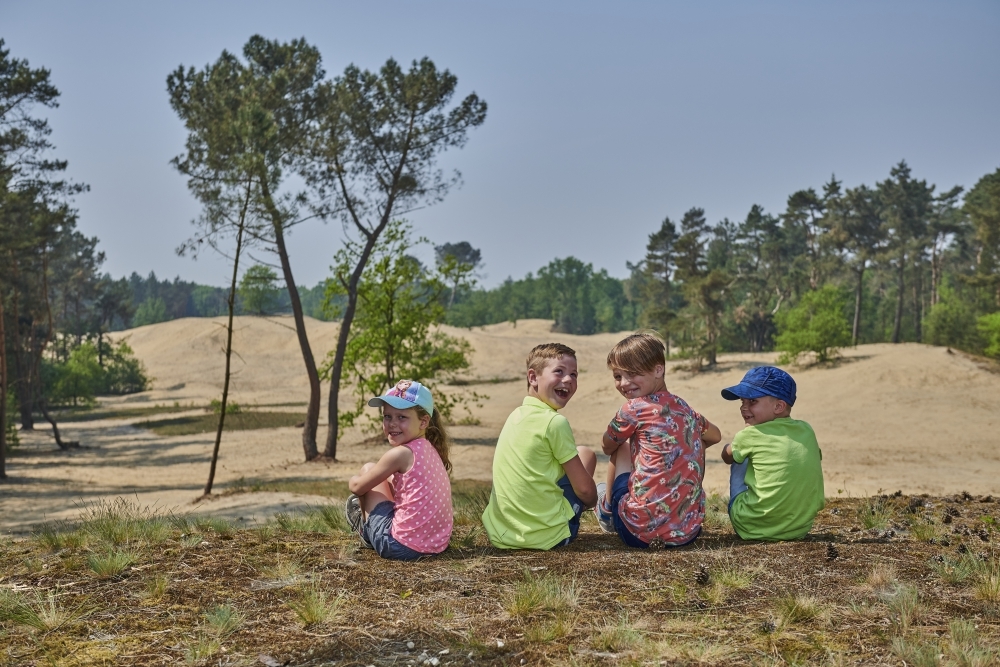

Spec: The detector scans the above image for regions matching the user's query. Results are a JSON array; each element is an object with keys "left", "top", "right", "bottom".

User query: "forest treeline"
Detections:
[{"left": 446, "top": 162, "right": 1000, "bottom": 365}]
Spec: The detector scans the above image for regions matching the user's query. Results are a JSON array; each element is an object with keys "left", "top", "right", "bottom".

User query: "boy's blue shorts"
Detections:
[
  {"left": 610, "top": 473, "right": 700, "bottom": 549},
  {"left": 363, "top": 501, "right": 426, "bottom": 561},
  {"left": 553, "top": 475, "right": 585, "bottom": 548}
]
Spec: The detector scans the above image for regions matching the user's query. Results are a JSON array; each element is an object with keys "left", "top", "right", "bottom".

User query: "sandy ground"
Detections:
[{"left": 3, "top": 315, "right": 999, "bottom": 534}]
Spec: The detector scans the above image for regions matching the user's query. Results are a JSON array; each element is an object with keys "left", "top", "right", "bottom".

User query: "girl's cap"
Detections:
[{"left": 367, "top": 379, "right": 434, "bottom": 415}]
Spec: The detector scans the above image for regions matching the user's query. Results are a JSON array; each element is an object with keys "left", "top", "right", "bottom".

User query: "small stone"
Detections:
[
  {"left": 496, "top": 640, "right": 504, "bottom": 648},
  {"left": 407, "top": 642, "right": 415, "bottom": 650},
  {"left": 438, "top": 649, "right": 449, "bottom": 655},
  {"left": 520, "top": 660, "right": 527, "bottom": 665}
]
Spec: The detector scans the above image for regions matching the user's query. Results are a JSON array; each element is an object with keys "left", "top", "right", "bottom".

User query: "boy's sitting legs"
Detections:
[
  {"left": 605, "top": 442, "right": 649, "bottom": 548},
  {"left": 728, "top": 458, "right": 750, "bottom": 513},
  {"left": 553, "top": 446, "right": 596, "bottom": 547}
]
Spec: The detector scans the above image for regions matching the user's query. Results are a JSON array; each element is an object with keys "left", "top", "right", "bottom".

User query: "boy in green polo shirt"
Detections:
[
  {"left": 482, "top": 343, "right": 598, "bottom": 549},
  {"left": 720, "top": 366, "right": 824, "bottom": 541}
]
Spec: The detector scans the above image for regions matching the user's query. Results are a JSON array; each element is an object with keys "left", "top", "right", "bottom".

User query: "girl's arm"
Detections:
[{"left": 348, "top": 446, "right": 414, "bottom": 496}]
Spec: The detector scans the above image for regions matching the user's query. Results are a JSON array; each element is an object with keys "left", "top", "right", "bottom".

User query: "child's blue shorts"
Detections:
[
  {"left": 553, "top": 475, "right": 586, "bottom": 548},
  {"left": 610, "top": 472, "right": 700, "bottom": 549},
  {"left": 363, "top": 501, "right": 426, "bottom": 561}
]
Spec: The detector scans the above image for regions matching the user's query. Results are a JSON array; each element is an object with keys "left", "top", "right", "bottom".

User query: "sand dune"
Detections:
[{"left": 3, "top": 316, "right": 998, "bottom": 533}]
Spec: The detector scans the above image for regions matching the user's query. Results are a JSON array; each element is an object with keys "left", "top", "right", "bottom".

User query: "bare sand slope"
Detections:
[{"left": 3, "top": 316, "right": 998, "bottom": 533}]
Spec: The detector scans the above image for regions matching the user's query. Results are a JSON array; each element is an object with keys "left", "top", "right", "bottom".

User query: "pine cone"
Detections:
[
  {"left": 760, "top": 620, "right": 776, "bottom": 634},
  {"left": 695, "top": 564, "right": 710, "bottom": 585},
  {"left": 826, "top": 542, "right": 839, "bottom": 560},
  {"left": 943, "top": 514, "right": 953, "bottom": 524}
]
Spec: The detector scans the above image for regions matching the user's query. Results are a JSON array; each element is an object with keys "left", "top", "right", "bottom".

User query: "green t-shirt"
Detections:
[
  {"left": 730, "top": 418, "right": 824, "bottom": 541},
  {"left": 482, "top": 396, "right": 580, "bottom": 550}
]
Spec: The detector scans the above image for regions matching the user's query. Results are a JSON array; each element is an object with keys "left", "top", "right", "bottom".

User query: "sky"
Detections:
[{"left": 3, "top": 1, "right": 999, "bottom": 289}]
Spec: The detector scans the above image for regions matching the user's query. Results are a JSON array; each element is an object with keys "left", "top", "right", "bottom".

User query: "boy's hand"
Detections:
[
  {"left": 601, "top": 432, "right": 621, "bottom": 456},
  {"left": 721, "top": 443, "right": 735, "bottom": 465}
]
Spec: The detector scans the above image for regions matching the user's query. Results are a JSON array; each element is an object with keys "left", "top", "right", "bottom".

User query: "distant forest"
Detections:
[
  {"left": 116, "top": 272, "right": 331, "bottom": 329},
  {"left": 115, "top": 160, "right": 1000, "bottom": 365}
]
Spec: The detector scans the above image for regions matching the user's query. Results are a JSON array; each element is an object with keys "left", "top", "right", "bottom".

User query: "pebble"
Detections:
[
  {"left": 406, "top": 642, "right": 415, "bottom": 650},
  {"left": 497, "top": 640, "right": 505, "bottom": 648}
]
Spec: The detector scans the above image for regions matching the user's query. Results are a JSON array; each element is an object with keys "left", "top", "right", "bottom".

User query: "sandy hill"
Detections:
[{"left": 113, "top": 316, "right": 1000, "bottom": 497}]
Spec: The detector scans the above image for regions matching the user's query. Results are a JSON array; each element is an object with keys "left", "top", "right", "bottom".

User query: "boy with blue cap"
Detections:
[{"left": 720, "top": 366, "right": 824, "bottom": 541}]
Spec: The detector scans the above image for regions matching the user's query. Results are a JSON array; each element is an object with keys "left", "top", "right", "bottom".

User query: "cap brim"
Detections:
[
  {"left": 721, "top": 382, "right": 768, "bottom": 401},
  {"left": 367, "top": 396, "right": 416, "bottom": 410}
]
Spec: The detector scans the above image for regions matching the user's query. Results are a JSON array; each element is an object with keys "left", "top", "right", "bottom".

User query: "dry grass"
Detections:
[{"left": 1, "top": 492, "right": 999, "bottom": 666}]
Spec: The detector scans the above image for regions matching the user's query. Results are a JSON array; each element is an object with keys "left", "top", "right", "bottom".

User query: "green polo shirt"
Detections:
[
  {"left": 482, "top": 396, "right": 579, "bottom": 549},
  {"left": 730, "top": 418, "right": 824, "bottom": 541}
]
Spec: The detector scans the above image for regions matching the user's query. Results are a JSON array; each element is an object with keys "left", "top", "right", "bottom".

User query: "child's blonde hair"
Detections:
[
  {"left": 525, "top": 342, "right": 576, "bottom": 389},
  {"left": 607, "top": 331, "right": 666, "bottom": 374},
  {"left": 416, "top": 406, "right": 452, "bottom": 473}
]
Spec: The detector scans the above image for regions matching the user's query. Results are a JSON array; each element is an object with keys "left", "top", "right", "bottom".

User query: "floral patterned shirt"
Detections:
[{"left": 606, "top": 391, "right": 709, "bottom": 545}]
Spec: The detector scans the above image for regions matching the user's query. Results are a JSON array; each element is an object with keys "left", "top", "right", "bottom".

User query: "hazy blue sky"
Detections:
[{"left": 4, "top": 1, "right": 999, "bottom": 288}]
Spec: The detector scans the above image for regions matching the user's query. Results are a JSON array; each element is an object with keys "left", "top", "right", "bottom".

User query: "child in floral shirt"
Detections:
[{"left": 594, "top": 332, "right": 722, "bottom": 548}]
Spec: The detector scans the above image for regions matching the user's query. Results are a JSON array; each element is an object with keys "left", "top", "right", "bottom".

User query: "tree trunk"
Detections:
[
  {"left": 258, "top": 177, "right": 320, "bottom": 461},
  {"left": 1, "top": 292, "right": 7, "bottom": 479},
  {"left": 891, "top": 250, "right": 905, "bottom": 344},
  {"left": 8, "top": 275, "right": 33, "bottom": 431},
  {"left": 324, "top": 230, "right": 383, "bottom": 459},
  {"left": 930, "top": 241, "right": 940, "bottom": 307},
  {"left": 913, "top": 275, "right": 923, "bottom": 343},
  {"left": 852, "top": 262, "right": 865, "bottom": 347},
  {"left": 203, "top": 183, "right": 249, "bottom": 498}
]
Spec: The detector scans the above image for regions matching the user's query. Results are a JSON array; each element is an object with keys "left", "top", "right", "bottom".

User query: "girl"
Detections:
[{"left": 345, "top": 379, "right": 453, "bottom": 560}]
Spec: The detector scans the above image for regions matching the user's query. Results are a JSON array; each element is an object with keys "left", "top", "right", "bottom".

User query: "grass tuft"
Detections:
[
  {"left": 184, "top": 633, "right": 221, "bottom": 665},
  {"left": 891, "top": 635, "right": 941, "bottom": 667},
  {"left": 881, "top": 584, "right": 922, "bottom": 634},
  {"left": 79, "top": 498, "right": 172, "bottom": 547},
  {"left": 858, "top": 496, "right": 893, "bottom": 530},
  {"left": 592, "top": 613, "right": 643, "bottom": 653},
  {"left": 0, "top": 589, "right": 89, "bottom": 632},
  {"left": 777, "top": 594, "right": 824, "bottom": 626},
  {"left": 866, "top": 562, "right": 899, "bottom": 590},
  {"left": 506, "top": 570, "right": 578, "bottom": 617},
  {"left": 286, "top": 585, "right": 345, "bottom": 627},
  {"left": 87, "top": 547, "right": 137, "bottom": 578},
  {"left": 930, "top": 554, "right": 976, "bottom": 584},
  {"left": 204, "top": 603, "right": 244, "bottom": 637}
]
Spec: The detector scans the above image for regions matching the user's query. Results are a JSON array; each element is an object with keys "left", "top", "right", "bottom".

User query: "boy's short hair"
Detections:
[
  {"left": 526, "top": 343, "right": 576, "bottom": 389},
  {"left": 606, "top": 331, "right": 666, "bottom": 373}
]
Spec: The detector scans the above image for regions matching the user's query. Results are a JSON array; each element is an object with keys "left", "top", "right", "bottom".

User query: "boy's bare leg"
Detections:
[
  {"left": 614, "top": 441, "right": 634, "bottom": 479},
  {"left": 357, "top": 461, "right": 395, "bottom": 517}
]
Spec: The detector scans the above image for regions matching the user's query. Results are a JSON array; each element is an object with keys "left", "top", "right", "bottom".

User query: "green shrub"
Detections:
[
  {"left": 775, "top": 285, "right": 851, "bottom": 364},
  {"left": 978, "top": 312, "right": 1000, "bottom": 359},
  {"left": 925, "top": 297, "right": 983, "bottom": 352}
]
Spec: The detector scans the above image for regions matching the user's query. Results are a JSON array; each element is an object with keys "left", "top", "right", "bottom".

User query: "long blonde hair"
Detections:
[{"left": 417, "top": 406, "right": 452, "bottom": 473}]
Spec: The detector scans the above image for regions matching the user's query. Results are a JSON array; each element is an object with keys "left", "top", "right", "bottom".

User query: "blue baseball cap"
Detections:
[
  {"left": 368, "top": 379, "right": 435, "bottom": 415},
  {"left": 721, "top": 366, "right": 796, "bottom": 406}
]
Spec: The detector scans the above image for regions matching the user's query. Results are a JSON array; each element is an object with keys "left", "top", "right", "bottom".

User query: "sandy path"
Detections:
[{"left": 2, "top": 316, "right": 998, "bottom": 534}]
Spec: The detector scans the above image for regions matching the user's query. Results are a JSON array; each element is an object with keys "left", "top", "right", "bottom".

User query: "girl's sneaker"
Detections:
[
  {"left": 594, "top": 482, "right": 614, "bottom": 533},
  {"left": 344, "top": 494, "right": 373, "bottom": 549}
]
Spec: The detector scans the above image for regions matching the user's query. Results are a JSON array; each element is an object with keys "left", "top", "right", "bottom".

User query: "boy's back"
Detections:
[
  {"left": 728, "top": 417, "right": 824, "bottom": 541},
  {"left": 482, "top": 396, "right": 581, "bottom": 549}
]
